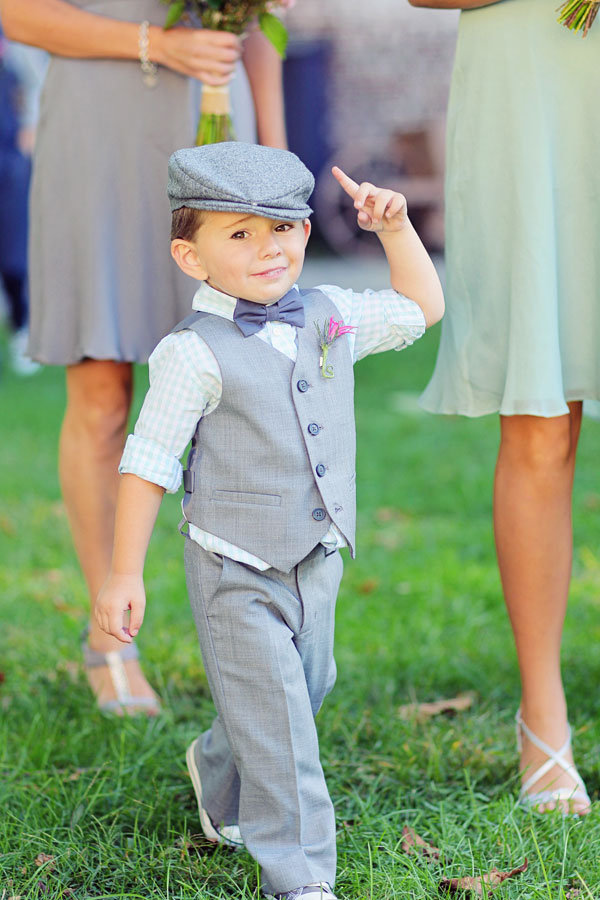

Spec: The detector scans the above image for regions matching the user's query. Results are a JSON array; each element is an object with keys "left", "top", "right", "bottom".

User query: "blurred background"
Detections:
[{"left": 283, "top": 1, "right": 458, "bottom": 256}]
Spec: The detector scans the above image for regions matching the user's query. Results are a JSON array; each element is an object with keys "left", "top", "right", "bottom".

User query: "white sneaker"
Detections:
[
  {"left": 266, "top": 883, "right": 338, "bottom": 900},
  {"left": 10, "top": 329, "right": 41, "bottom": 376},
  {"left": 185, "top": 738, "right": 244, "bottom": 848}
]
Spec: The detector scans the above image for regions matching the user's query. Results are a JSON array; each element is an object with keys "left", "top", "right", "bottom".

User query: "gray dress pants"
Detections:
[{"left": 184, "top": 541, "right": 343, "bottom": 895}]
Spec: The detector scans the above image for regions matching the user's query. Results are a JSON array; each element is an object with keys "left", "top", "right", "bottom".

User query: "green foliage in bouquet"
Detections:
[
  {"left": 557, "top": 0, "right": 599, "bottom": 36},
  {"left": 163, "top": 0, "right": 288, "bottom": 58}
]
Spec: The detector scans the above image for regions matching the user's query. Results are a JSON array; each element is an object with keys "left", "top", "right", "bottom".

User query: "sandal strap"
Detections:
[
  {"left": 521, "top": 787, "right": 590, "bottom": 807},
  {"left": 83, "top": 640, "right": 140, "bottom": 706},
  {"left": 81, "top": 628, "right": 160, "bottom": 714},
  {"left": 99, "top": 696, "right": 160, "bottom": 712},
  {"left": 83, "top": 641, "right": 139, "bottom": 668},
  {"left": 515, "top": 709, "right": 587, "bottom": 797}
]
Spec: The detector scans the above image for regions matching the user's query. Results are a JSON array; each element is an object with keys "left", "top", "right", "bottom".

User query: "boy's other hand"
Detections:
[
  {"left": 332, "top": 166, "right": 408, "bottom": 233},
  {"left": 95, "top": 574, "right": 146, "bottom": 643}
]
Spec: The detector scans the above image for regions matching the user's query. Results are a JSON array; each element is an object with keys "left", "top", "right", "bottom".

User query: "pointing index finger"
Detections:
[{"left": 332, "top": 165, "right": 360, "bottom": 199}]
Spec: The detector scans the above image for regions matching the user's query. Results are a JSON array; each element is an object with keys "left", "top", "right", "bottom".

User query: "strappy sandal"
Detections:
[
  {"left": 515, "top": 709, "right": 591, "bottom": 815},
  {"left": 82, "top": 632, "right": 161, "bottom": 716}
]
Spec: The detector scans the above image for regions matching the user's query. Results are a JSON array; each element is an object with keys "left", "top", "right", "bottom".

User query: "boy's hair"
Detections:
[{"left": 171, "top": 206, "right": 206, "bottom": 242}]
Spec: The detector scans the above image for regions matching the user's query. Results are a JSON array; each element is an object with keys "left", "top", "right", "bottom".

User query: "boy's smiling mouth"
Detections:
[{"left": 252, "top": 266, "right": 288, "bottom": 279}]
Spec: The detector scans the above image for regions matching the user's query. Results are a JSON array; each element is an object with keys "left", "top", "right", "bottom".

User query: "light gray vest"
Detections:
[{"left": 177, "top": 288, "right": 356, "bottom": 573}]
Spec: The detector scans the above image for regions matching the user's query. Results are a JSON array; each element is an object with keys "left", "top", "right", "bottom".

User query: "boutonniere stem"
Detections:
[{"left": 315, "top": 317, "right": 357, "bottom": 379}]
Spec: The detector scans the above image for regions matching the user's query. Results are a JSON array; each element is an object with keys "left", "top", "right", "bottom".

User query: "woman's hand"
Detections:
[{"left": 153, "top": 26, "right": 241, "bottom": 85}]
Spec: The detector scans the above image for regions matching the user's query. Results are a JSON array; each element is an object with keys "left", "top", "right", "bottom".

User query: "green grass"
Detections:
[{"left": 1, "top": 322, "right": 600, "bottom": 899}]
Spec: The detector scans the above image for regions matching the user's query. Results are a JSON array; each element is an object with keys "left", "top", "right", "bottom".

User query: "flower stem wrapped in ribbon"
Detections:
[
  {"left": 557, "top": 0, "right": 599, "bottom": 36},
  {"left": 162, "top": 0, "right": 292, "bottom": 145},
  {"left": 315, "top": 317, "right": 357, "bottom": 379}
]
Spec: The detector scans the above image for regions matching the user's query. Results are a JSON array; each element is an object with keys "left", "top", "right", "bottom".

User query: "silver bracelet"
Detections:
[{"left": 138, "top": 20, "right": 158, "bottom": 88}]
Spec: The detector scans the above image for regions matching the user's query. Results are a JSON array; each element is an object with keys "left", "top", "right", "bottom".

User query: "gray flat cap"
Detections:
[{"left": 168, "top": 142, "right": 314, "bottom": 220}]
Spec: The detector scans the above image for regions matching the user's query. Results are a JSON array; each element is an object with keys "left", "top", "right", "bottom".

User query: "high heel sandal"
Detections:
[
  {"left": 82, "top": 630, "right": 161, "bottom": 716},
  {"left": 515, "top": 709, "right": 591, "bottom": 815}
]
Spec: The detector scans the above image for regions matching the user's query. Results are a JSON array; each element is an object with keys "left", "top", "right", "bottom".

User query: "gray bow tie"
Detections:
[{"left": 233, "top": 289, "right": 305, "bottom": 337}]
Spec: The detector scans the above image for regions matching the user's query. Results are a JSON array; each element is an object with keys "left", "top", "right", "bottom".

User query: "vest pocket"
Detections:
[{"left": 211, "top": 489, "right": 282, "bottom": 507}]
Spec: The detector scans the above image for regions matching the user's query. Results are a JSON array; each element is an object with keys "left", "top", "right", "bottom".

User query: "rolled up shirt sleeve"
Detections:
[
  {"left": 316, "top": 284, "right": 426, "bottom": 362},
  {"left": 119, "top": 330, "right": 222, "bottom": 492}
]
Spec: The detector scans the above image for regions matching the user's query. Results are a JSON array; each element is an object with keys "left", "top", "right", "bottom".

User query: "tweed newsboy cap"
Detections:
[{"left": 168, "top": 142, "right": 314, "bottom": 220}]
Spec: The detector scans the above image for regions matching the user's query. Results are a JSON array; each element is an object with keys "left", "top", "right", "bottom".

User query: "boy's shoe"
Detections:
[
  {"left": 266, "top": 884, "right": 338, "bottom": 900},
  {"left": 185, "top": 739, "right": 244, "bottom": 848}
]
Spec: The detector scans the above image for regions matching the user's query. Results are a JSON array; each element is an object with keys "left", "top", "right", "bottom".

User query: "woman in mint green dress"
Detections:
[{"left": 414, "top": 0, "right": 599, "bottom": 814}]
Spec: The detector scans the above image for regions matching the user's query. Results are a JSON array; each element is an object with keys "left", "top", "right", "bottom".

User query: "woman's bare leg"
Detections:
[
  {"left": 493, "top": 402, "right": 588, "bottom": 813},
  {"left": 60, "top": 359, "right": 159, "bottom": 712}
]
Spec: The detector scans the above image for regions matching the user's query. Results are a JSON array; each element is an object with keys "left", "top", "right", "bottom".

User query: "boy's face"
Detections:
[{"left": 172, "top": 211, "right": 311, "bottom": 304}]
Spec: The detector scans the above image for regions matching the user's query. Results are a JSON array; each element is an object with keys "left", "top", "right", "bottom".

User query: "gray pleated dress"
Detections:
[{"left": 28, "top": 0, "right": 255, "bottom": 364}]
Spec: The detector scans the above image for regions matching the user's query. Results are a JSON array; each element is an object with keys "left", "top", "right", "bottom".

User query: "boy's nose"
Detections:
[{"left": 259, "top": 235, "right": 282, "bottom": 258}]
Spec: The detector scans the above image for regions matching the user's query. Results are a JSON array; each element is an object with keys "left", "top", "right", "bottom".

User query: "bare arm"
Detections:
[
  {"left": 242, "top": 27, "right": 287, "bottom": 149},
  {"left": 95, "top": 474, "right": 164, "bottom": 642},
  {"left": 408, "top": 0, "right": 502, "bottom": 9},
  {"left": 0, "top": 0, "right": 241, "bottom": 85},
  {"left": 332, "top": 166, "right": 444, "bottom": 328}
]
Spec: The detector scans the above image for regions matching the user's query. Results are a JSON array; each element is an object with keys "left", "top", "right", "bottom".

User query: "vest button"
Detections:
[
  {"left": 316, "top": 463, "right": 326, "bottom": 477},
  {"left": 307, "top": 423, "right": 320, "bottom": 436},
  {"left": 312, "top": 507, "right": 326, "bottom": 521},
  {"left": 297, "top": 379, "right": 309, "bottom": 392}
]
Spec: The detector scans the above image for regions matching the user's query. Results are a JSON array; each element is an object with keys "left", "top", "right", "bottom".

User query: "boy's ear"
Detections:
[
  {"left": 171, "top": 239, "right": 209, "bottom": 281},
  {"left": 303, "top": 219, "right": 311, "bottom": 245}
]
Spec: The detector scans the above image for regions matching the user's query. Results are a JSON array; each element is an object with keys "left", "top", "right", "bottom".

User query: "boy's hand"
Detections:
[
  {"left": 95, "top": 573, "right": 146, "bottom": 643},
  {"left": 332, "top": 166, "right": 408, "bottom": 233}
]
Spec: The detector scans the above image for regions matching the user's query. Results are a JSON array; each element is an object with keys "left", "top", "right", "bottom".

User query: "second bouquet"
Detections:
[{"left": 162, "top": 0, "right": 290, "bottom": 145}]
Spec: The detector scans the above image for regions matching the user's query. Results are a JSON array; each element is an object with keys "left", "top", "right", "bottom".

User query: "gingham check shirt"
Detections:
[{"left": 120, "top": 281, "right": 426, "bottom": 569}]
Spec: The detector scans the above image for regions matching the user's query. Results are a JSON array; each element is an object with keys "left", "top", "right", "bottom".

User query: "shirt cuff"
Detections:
[
  {"left": 119, "top": 434, "right": 182, "bottom": 494},
  {"left": 385, "top": 294, "right": 426, "bottom": 349}
]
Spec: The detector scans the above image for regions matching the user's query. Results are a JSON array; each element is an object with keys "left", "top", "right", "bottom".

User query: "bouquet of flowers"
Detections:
[
  {"left": 162, "top": 0, "right": 292, "bottom": 144},
  {"left": 557, "top": 0, "right": 599, "bottom": 36}
]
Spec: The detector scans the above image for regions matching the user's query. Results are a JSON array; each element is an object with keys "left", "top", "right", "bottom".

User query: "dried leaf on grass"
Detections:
[
  {"left": 0, "top": 514, "right": 16, "bottom": 535},
  {"left": 358, "top": 577, "right": 380, "bottom": 594},
  {"left": 375, "top": 507, "right": 410, "bottom": 523},
  {"left": 401, "top": 826, "right": 440, "bottom": 860},
  {"left": 175, "top": 833, "right": 216, "bottom": 858},
  {"left": 34, "top": 853, "right": 55, "bottom": 870},
  {"left": 399, "top": 692, "right": 475, "bottom": 722},
  {"left": 565, "top": 891, "right": 582, "bottom": 899},
  {"left": 439, "top": 859, "right": 528, "bottom": 895}
]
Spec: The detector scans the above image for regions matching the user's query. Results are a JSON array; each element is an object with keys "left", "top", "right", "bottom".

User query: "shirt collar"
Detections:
[
  {"left": 191, "top": 281, "right": 302, "bottom": 321},
  {"left": 191, "top": 281, "right": 238, "bottom": 320}
]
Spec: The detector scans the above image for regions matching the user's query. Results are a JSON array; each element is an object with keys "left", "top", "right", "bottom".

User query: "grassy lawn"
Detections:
[{"left": 1, "top": 319, "right": 600, "bottom": 899}]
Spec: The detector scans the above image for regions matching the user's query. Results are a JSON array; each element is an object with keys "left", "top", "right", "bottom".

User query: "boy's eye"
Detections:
[
  {"left": 231, "top": 230, "right": 249, "bottom": 240},
  {"left": 275, "top": 223, "right": 293, "bottom": 232}
]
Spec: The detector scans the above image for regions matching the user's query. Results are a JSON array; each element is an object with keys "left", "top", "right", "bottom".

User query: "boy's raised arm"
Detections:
[
  {"left": 95, "top": 474, "right": 165, "bottom": 643},
  {"left": 332, "top": 166, "right": 445, "bottom": 327}
]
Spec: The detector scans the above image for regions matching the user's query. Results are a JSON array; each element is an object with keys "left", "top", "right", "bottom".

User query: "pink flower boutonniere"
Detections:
[{"left": 315, "top": 317, "right": 357, "bottom": 379}]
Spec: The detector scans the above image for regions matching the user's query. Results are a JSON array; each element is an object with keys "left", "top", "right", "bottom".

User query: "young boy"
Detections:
[{"left": 96, "top": 142, "right": 444, "bottom": 900}]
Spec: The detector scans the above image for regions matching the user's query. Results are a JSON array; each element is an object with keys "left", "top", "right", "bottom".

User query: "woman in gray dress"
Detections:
[{"left": 0, "top": 0, "right": 287, "bottom": 714}]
